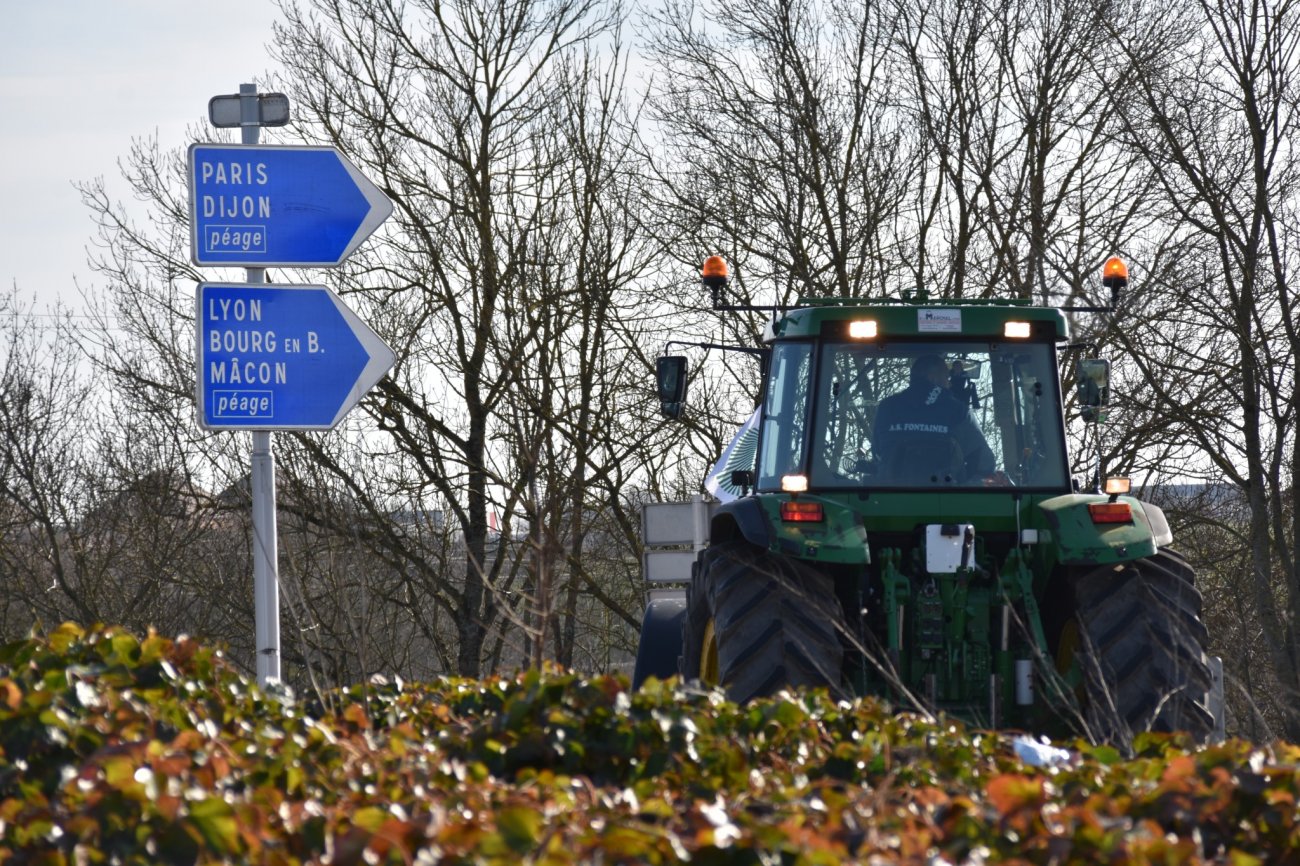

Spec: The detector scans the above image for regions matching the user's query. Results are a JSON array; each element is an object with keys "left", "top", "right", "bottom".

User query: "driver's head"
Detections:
[{"left": 910, "top": 354, "right": 950, "bottom": 387}]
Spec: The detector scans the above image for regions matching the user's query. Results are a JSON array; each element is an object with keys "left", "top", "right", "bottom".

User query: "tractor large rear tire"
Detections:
[
  {"left": 1073, "top": 548, "right": 1214, "bottom": 745},
  {"left": 681, "top": 539, "right": 844, "bottom": 704}
]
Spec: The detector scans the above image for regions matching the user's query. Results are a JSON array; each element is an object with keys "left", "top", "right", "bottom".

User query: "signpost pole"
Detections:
[{"left": 241, "top": 83, "right": 281, "bottom": 686}]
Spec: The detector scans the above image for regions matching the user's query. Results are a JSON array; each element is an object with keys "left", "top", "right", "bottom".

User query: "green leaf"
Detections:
[
  {"left": 140, "top": 633, "right": 169, "bottom": 664},
  {"left": 351, "top": 806, "right": 388, "bottom": 833},
  {"left": 187, "top": 796, "right": 240, "bottom": 855},
  {"left": 496, "top": 806, "right": 542, "bottom": 853},
  {"left": 103, "top": 756, "right": 137, "bottom": 790},
  {"left": 1083, "top": 743, "right": 1123, "bottom": 766},
  {"left": 48, "top": 623, "right": 84, "bottom": 654}
]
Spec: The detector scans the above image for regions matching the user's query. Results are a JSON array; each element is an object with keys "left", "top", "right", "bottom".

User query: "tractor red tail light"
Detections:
[
  {"left": 780, "top": 501, "right": 824, "bottom": 522},
  {"left": 1088, "top": 502, "right": 1133, "bottom": 524}
]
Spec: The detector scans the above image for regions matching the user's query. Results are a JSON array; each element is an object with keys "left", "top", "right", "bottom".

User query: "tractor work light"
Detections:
[
  {"left": 1104, "top": 476, "right": 1132, "bottom": 499},
  {"left": 1088, "top": 502, "right": 1133, "bottom": 524},
  {"left": 781, "top": 474, "right": 809, "bottom": 493},
  {"left": 780, "top": 500, "right": 824, "bottom": 522},
  {"left": 849, "top": 320, "right": 878, "bottom": 339},
  {"left": 1004, "top": 321, "right": 1032, "bottom": 339}
]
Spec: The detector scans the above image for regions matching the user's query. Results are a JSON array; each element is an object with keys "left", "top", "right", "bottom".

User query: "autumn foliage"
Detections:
[{"left": 1, "top": 624, "right": 1297, "bottom": 864}]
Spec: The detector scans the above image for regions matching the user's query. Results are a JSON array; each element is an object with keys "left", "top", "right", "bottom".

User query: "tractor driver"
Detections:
[{"left": 872, "top": 354, "right": 996, "bottom": 483}]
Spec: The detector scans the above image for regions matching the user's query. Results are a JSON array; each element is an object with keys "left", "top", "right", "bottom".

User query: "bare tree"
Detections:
[
  {"left": 1100, "top": 0, "right": 1300, "bottom": 738},
  {"left": 271, "top": 0, "right": 663, "bottom": 675},
  {"left": 0, "top": 291, "right": 252, "bottom": 650},
  {"left": 0, "top": 296, "right": 102, "bottom": 629},
  {"left": 889, "top": 0, "right": 1158, "bottom": 304},
  {"left": 644, "top": 0, "right": 913, "bottom": 307}
]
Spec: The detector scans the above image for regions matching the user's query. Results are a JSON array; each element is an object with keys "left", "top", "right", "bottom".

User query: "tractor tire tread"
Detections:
[
  {"left": 1073, "top": 547, "right": 1214, "bottom": 745},
  {"left": 681, "top": 539, "right": 844, "bottom": 704}
]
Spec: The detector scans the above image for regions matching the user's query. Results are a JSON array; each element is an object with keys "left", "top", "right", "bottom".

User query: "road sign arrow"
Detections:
[
  {"left": 188, "top": 144, "right": 394, "bottom": 267},
  {"left": 196, "top": 283, "right": 396, "bottom": 430}
]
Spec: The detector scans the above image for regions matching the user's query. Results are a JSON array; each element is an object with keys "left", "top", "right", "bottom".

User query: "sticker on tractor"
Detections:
[{"left": 918, "top": 308, "right": 962, "bottom": 332}]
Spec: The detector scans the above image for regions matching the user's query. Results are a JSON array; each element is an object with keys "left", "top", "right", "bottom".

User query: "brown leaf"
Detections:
[
  {"left": 986, "top": 774, "right": 1044, "bottom": 815},
  {"left": 0, "top": 679, "right": 19, "bottom": 711}
]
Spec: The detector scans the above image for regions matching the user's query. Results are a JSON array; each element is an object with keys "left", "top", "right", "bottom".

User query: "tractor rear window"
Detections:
[{"left": 807, "top": 340, "right": 1070, "bottom": 490}]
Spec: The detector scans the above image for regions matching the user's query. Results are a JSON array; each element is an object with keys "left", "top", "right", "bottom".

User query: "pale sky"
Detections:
[{"left": 0, "top": 0, "right": 284, "bottom": 310}]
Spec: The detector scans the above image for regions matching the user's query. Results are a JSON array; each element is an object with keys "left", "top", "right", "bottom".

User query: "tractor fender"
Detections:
[
  {"left": 1140, "top": 500, "right": 1174, "bottom": 546},
  {"left": 709, "top": 497, "right": 870, "bottom": 564},
  {"left": 709, "top": 498, "right": 773, "bottom": 550},
  {"left": 1038, "top": 493, "right": 1167, "bottom": 567}
]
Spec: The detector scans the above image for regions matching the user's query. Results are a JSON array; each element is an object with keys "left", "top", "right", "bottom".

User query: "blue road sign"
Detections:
[
  {"left": 188, "top": 144, "right": 393, "bottom": 267},
  {"left": 196, "top": 283, "right": 396, "bottom": 430}
]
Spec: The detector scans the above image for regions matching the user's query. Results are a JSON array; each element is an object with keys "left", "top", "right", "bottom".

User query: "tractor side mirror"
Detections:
[
  {"left": 1077, "top": 358, "right": 1111, "bottom": 421},
  {"left": 656, "top": 356, "right": 689, "bottom": 418}
]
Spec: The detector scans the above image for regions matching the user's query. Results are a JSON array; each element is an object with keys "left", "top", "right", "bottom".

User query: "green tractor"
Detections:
[{"left": 635, "top": 256, "right": 1219, "bottom": 744}]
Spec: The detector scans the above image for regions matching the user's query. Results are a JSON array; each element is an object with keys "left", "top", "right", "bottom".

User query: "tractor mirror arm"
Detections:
[{"left": 664, "top": 341, "right": 771, "bottom": 360}]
